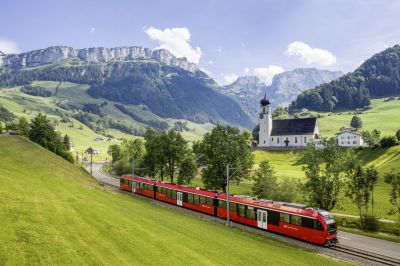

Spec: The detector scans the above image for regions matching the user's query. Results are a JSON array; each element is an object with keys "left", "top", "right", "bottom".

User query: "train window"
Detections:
[
  {"left": 206, "top": 197, "right": 214, "bottom": 205},
  {"left": 182, "top": 193, "right": 188, "bottom": 203},
  {"left": 246, "top": 207, "right": 256, "bottom": 220},
  {"left": 291, "top": 215, "right": 302, "bottom": 226},
  {"left": 301, "top": 217, "right": 315, "bottom": 229},
  {"left": 200, "top": 196, "right": 206, "bottom": 204},
  {"left": 193, "top": 195, "right": 200, "bottom": 205},
  {"left": 316, "top": 221, "right": 323, "bottom": 231},
  {"left": 238, "top": 204, "right": 246, "bottom": 217},
  {"left": 280, "top": 213, "right": 290, "bottom": 223},
  {"left": 128, "top": 180, "right": 132, "bottom": 188},
  {"left": 172, "top": 190, "right": 177, "bottom": 199},
  {"left": 188, "top": 193, "right": 193, "bottom": 204},
  {"left": 219, "top": 200, "right": 226, "bottom": 208},
  {"left": 229, "top": 202, "right": 236, "bottom": 211},
  {"left": 267, "top": 210, "right": 280, "bottom": 226}
]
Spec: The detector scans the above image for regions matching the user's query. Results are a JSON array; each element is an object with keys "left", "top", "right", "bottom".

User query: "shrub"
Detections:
[
  {"left": 361, "top": 215, "right": 380, "bottom": 232},
  {"left": 380, "top": 136, "right": 398, "bottom": 147}
]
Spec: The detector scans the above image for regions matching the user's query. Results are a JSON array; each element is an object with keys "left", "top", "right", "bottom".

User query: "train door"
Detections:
[
  {"left": 257, "top": 210, "right": 268, "bottom": 230},
  {"left": 177, "top": 192, "right": 183, "bottom": 206},
  {"left": 132, "top": 181, "right": 136, "bottom": 193}
]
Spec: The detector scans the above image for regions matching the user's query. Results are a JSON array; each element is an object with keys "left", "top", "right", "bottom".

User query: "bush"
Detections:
[
  {"left": 334, "top": 216, "right": 399, "bottom": 235},
  {"left": 113, "top": 158, "right": 132, "bottom": 175},
  {"left": 361, "top": 215, "right": 380, "bottom": 232},
  {"left": 380, "top": 136, "right": 398, "bottom": 147}
]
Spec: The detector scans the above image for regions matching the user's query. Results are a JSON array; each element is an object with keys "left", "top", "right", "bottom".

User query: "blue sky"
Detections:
[{"left": 1, "top": 0, "right": 399, "bottom": 85}]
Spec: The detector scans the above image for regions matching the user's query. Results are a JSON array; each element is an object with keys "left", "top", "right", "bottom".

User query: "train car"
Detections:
[
  {"left": 155, "top": 182, "right": 217, "bottom": 215},
  {"left": 121, "top": 175, "right": 157, "bottom": 199},
  {"left": 120, "top": 175, "right": 337, "bottom": 246},
  {"left": 217, "top": 193, "right": 337, "bottom": 245}
]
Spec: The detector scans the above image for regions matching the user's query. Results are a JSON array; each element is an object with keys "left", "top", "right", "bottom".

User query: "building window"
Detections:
[
  {"left": 295, "top": 137, "right": 297, "bottom": 143},
  {"left": 271, "top": 137, "right": 274, "bottom": 142},
  {"left": 353, "top": 141, "right": 357, "bottom": 144},
  {"left": 304, "top": 137, "right": 307, "bottom": 142},
  {"left": 277, "top": 137, "right": 280, "bottom": 143},
  {"left": 348, "top": 141, "right": 350, "bottom": 144},
  {"left": 263, "top": 140, "right": 265, "bottom": 144}
]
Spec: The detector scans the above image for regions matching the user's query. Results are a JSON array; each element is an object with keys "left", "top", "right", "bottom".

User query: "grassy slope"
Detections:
[
  {"left": 318, "top": 98, "right": 400, "bottom": 137},
  {"left": 0, "top": 136, "right": 346, "bottom": 265}
]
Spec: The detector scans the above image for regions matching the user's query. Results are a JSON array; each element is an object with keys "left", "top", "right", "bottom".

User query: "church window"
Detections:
[
  {"left": 271, "top": 137, "right": 274, "bottom": 142},
  {"left": 264, "top": 140, "right": 265, "bottom": 144},
  {"left": 277, "top": 137, "right": 280, "bottom": 143},
  {"left": 295, "top": 137, "right": 297, "bottom": 143},
  {"left": 304, "top": 137, "right": 307, "bottom": 142}
]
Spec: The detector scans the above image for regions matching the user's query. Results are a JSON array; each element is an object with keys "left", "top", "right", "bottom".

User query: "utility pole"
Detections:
[
  {"left": 90, "top": 152, "right": 93, "bottom": 174},
  {"left": 226, "top": 164, "right": 230, "bottom": 226},
  {"left": 226, "top": 164, "right": 242, "bottom": 227},
  {"left": 132, "top": 157, "right": 135, "bottom": 176}
]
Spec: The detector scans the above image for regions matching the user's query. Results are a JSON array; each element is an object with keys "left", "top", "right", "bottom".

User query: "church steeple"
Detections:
[{"left": 259, "top": 94, "right": 272, "bottom": 147}]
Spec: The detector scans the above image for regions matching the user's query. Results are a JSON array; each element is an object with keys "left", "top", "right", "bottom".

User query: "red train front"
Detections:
[{"left": 120, "top": 175, "right": 337, "bottom": 246}]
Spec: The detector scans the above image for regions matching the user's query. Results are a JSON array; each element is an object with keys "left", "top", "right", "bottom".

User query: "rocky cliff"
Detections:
[{"left": 0, "top": 46, "right": 198, "bottom": 72}]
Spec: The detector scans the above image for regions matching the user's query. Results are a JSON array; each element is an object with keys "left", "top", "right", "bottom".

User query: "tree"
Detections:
[
  {"left": 252, "top": 160, "right": 277, "bottom": 199},
  {"left": 345, "top": 160, "right": 378, "bottom": 229},
  {"left": 107, "top": 144, "right": 122, "bottom": 162},
  {"left": 17, "top": 116, "right": 30, "bottom": 136},
  {"left": 396, "top": 129, "right": 400, "bottom": 142},
  {"left": 63, "top": 134, "right": 71, "bottom": 150},
  {"left": 252, "top": 124, "right": 259, "bottom": 143},
  {"left": 28, "top": 113, "right": 74, "bottom": 163},
  {"left": 384, "top": 171, "right": 400, "bottom": 220},
  {"left": 275, "top": 177, "right": 299, "bottom": 202},
  {"left": 300, "top": 138, "right": 348, "bottom": 211},
  {"left": 120, "top": 138, "right": 145, "bottom": 161},
  {"left": 350, "top": 115, "right": 362, "bottom": 130},
  {"left": 163, "top": 130, "right": 189, "bottom": 183},
  {"left": 364, "top": 167, "right": 379, "bottom": 215},
  {"left": 380, "top": 136, "right": 398, "bottom": 147},
  {"left": 143, "top": 129, "right": 166, "bottom": 180},
  {"left": 273, "top": 107, "right": 289, "bottom": 119},
  {"left": 0, "top": 120, "right": 5, "bottom": 134},
  {"left": 194, "top": 125, "right": 254, "bottom": 192},
  {"left": 361, "top": 129, "right": 381, "bottom": 148},
  {"left": 177, "top": 155, "right": 197, "bottom": 185}
]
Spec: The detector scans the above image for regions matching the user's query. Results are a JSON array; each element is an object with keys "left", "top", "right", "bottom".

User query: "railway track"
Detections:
[{"left": 330, "top": 245, "right": 400, "bottom": 266}]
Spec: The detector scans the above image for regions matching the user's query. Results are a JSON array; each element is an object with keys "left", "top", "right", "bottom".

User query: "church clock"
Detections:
[{"left": 259, "top": 113, "right": 264, "bottom": 119}]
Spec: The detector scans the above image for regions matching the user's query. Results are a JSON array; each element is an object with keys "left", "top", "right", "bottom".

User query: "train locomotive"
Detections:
[{"left": 120, "top": 175, "right": 338, "bottom": 246}]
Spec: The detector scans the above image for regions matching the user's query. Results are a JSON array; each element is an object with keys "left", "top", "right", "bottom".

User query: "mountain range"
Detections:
[
  {"left": 290, "top": 45, "right": 400, "bottom": 112},
  {"left": 221, "top": 68, "right": 343, "bottom": 123},
  {"left": 0, "top": 46, "right": 252, "bottom": 128}
]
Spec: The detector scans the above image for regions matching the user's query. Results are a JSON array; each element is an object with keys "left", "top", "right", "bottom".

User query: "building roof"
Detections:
[
  {"left": 270, "top": 117, "right": 317, "bottom": 136},
  {"left": 336, "top": 130, "right": 363, "bottom": 136}
]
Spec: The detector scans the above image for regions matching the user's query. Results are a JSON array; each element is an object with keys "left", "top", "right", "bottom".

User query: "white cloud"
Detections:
[
  {"left": 253, "top": 65, "right": 284, "bottom": 85},
  {"left": 208, "top": 60, "right": 213, "bottom": 65},
  {"left": 0, "top": 39, "right": 20, "bottom": 54},
  {"left": 216, "top": 46, "right": 223, "bottom": 53},
  {"left": 144, "top": 26, "right": 202, "bottom": 64},
  {"left": 286, "top": 41, "right": 336, "bottom": 66},
  {"left": 91, "top": 27, "right": 95, "bottom": 33},
  {"left": 223, "top": 73, "right": 238, "bottom": 84},
  {"left": 244, "top": 67, "right": 250, "bottom": 74}
]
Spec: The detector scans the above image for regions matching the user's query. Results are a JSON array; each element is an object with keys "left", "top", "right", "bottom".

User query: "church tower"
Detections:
[{"left": 258, "top": 94, "right": 272, "bottom": 147}]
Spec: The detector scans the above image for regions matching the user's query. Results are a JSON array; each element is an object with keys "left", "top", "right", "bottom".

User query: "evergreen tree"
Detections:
[{"left": 251, "top": 160, "right": 277, "bottom": 199}]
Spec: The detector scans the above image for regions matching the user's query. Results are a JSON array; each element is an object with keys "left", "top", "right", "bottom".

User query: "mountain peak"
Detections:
[{"left": 0, "top": 45, "right": 198, "bottom": 72}]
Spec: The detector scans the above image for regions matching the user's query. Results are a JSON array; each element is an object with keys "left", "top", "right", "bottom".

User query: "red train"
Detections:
[{"left": 120, "top": 175, "right": 338, "bottom": 246}]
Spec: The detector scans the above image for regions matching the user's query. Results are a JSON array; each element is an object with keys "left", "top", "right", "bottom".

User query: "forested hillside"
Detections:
[{"left": 290, "top": 45, "right": 400, "bottom": 111}]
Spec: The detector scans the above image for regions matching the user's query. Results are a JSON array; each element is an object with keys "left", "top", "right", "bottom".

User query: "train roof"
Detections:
[
  {"left": 218, "top": 193, "right": 318, "bottom": 217},
  {"left": 122, "top": 175, "right": 320, "bottom": 217}
]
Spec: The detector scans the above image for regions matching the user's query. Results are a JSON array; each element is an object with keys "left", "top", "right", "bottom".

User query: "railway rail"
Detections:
[{"left": 329, "top": 245, "right": 400, "bottom": 266}]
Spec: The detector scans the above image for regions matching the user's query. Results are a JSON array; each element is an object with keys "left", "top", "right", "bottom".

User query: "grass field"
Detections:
[{"left": 0, "top": 136, "right": 347, "bottom": 265}]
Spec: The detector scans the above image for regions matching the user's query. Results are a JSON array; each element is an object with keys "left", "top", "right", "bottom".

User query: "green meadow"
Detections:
[{"left": 0, "top": 136, "right": 347, "bottom": 265}]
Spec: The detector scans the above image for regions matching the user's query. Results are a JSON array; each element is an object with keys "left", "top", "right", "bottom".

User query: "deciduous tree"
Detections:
[
  {"left": 194, "top": 125, "right": 254, "bottom": 192},
  {"left": 350, "top": 115, "right": 362, "bottom": 130},
  {"left": 384, "top": 171, "right": 400, "bottom": 220}
]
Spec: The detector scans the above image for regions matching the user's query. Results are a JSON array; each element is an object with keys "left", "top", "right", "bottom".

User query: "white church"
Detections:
[{"left": 258, "top": 95, "right": 321, "bottom": 148}]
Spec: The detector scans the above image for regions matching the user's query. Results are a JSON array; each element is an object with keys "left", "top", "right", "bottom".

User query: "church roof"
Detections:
[{"left": 271, "top": 117, "right": 317, "bottom": 136}]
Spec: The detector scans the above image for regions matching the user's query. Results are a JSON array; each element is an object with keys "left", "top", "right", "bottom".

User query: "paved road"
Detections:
[
  {"left": 84, "top": 161, "right": 119, "bottom": 187},
  {"left": 87, "top": 161, "right": 400, "bottom": 260},
  {"left": 338, "top": 231, "right": 400, "bottom": 259}
]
